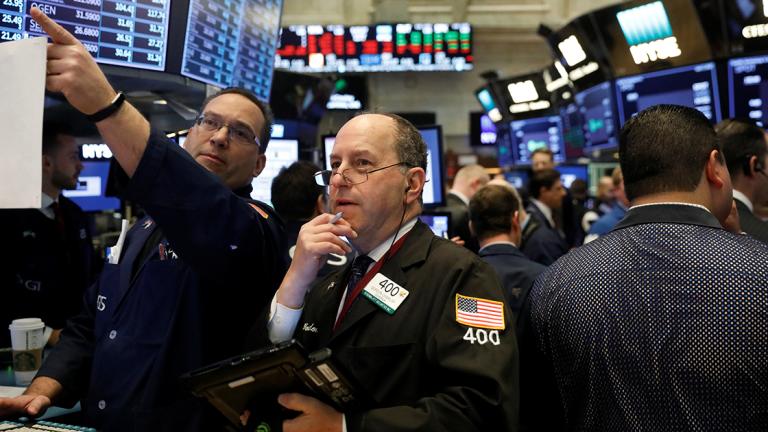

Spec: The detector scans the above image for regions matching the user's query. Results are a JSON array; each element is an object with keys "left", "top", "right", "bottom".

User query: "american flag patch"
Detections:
[{"left": 455, "top": 294, "right": 505, "bottom": 330}]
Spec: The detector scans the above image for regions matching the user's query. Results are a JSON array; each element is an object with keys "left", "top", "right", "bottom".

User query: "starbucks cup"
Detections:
[{"left": 8, "top": 318, "right": 45, "bottom": 386}]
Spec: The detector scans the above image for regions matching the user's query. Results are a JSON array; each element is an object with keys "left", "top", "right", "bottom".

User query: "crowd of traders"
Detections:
[{"left": 0, "top": 8, "right": 766, "bottom": 432}]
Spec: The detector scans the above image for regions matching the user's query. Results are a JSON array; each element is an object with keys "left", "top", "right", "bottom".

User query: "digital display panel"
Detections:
[
  {"left": 249, "top": 138, "right": 298, "bottom": 206},
  {"left": 275, "top": 23, "right": 472, "bottom": 73},
  {"left": 558, "top": 164, "right": 589, "bottom": 188},
  {"left": 475, "top": 86, "right": 503, "bottom": 122},
  {"left": 182, "top": 0, "right": 283, "bottom": 101},
  {"left": 1, "top": 0, "right": 171, "bottom": 70},
  {"left": 509, "top": 115, "right": 565, "bottom": 165},
  {"left": 503, "top": 170, "right": 528, "bottom": 190},
  {"left": 322, "top": 126, "right": 445, "bottom": 206},
  {"left": 418, "top": 213, "right": 450, "bottom": 238},
  {"left": 575, "top": 81, "right": 618, "bottom": 149},
  {"left": 728, "top": 54, "right": 768, "bottom": 127},
  {"left": 62, "top": 161, "right": 121, "bottom": 211},
  {"left": 615, "top": 61, "right": 721, "bottom": 125},
  {"left": 560, "top": 102, "right": 586, "bottom": 159},
  {"left": 470, "top": 112, "right": 497, "bottom": 146}
]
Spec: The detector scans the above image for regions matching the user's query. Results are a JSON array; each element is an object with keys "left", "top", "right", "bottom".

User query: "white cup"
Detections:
[{"left": 8, "top": 318, "right": 45, "bottom": 386}]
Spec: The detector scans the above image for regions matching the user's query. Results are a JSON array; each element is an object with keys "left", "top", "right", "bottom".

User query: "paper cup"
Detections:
[{"left": 8, "top": 318, "right": 45, "bottom": 386}]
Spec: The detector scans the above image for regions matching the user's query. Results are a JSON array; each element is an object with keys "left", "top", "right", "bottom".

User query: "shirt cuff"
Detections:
[
  {"left": 342, "top": 413, "right": 347, "bottom": 432},
  {"left": 267, "top": 294, "right": 304, "bottom": 343}
]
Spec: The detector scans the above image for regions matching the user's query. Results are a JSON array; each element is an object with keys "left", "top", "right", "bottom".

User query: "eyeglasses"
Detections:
[
  {"left": 314, "top": 162, "right": 411, "bottom": 186},
  {"left": 194, "top": 114, "right": 261, "bottom": 148}
]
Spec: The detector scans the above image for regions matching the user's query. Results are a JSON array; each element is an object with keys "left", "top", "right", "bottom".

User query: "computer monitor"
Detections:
[
  {"left": 509, "top": 115, "right": 565, "bottom": 165},
  {"left": 728, "top": 54, "right": 768, "bottom": 127},
  {"left": 503, "top": 170, "right": 529, "bottom": 190},
  {"left": 418, "top": 212, "right": 451, "bottom": 238},
  {"left": 614, "top": 61, "right": 722, "bottom": 126},
  {"left": 558, "top": 164, "right": 589, "bottom": 189},
  {"left": 249, "top": 139, "right": 299, "bottom": 206},
  {"left": 5, "top": 0, "right": 172, "bottom": 71},
  {"left": 574, "top": 81, "right": 618, "bottom": 150},
  {"left": 181, "top": 0, "right": 284, "bottom": 101},
  {"left": 320, "top": 126, "right": 445, "bottom": 206},
  {"left": 470, "top": 112, "right": 497, "bottom": 146},
  {"left": 62, "top": 161, "right": 121, "bottom": 212}
]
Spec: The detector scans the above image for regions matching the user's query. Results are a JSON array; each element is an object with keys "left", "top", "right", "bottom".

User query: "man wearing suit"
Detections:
[
  {"left": 715, "top": 118, "right": 768, "bottom": 244},
  {"left": 522, "top": 169, "right": 568, "bottom": 265},
  {"left": 522, "top": 105, "right": 768, "bottom": 430},
  {"left": 265, "top": 113, "right": 519, "bottom": 431},
  {"left": 469, "top": 184, "right": 545, "bottom": 336},
  {"left": 440, "top": 164, "right": 489, "bottom": 251}
]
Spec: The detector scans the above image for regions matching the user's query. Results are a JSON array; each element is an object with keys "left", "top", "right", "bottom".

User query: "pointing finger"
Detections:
[{"left": 30, "top": 7, "right": 79, "bottom": 45}]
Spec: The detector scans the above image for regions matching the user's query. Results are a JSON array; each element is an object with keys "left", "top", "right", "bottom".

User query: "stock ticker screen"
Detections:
[
  {"left": 510, "top": 116, "right": 565, "bottom": 165},
  {"left": 728, "top": 54, "right": 768, "bottom": 127},
  {"left": 575, "top": 81, "right": 618, "bottom": 150},
  {"left": 1, "top": 0, "right": 171, "bottom": 70},
  {"left": 275, "top": 23, "right": 472, "bottom": 72},
  {"left": 182, "top": 0, "right": 283, "bottom": 101}
]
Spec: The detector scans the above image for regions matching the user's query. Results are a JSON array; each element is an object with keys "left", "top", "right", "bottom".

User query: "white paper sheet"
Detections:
[{"left": 0, "top": 37, "right": 46, "bottom": 209}]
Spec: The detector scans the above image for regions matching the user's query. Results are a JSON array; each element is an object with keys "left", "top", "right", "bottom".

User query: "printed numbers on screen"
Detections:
[
  {"left": 378, "top": 279, "right": 399, "bottom": 296},
  {"left": 1, "top": 30, "right": 21, "bottom": 41},
  {"left": 463, "top": 328, "right": 500, "bottom": 345}
]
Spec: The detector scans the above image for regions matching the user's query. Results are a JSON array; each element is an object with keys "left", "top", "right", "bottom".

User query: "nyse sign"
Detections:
[{"left": 629, "top": 36, "right": 681, "bottom": 65}]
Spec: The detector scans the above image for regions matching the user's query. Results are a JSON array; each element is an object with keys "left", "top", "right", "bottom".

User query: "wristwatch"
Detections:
[{"left": 86, "top": 92, "right": 126, "bottom": 122}]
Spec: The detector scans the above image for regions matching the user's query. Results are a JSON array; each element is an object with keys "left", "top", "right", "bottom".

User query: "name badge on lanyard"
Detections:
[{"left": 362, "top": 273, "right": 409, "bottom": 315}]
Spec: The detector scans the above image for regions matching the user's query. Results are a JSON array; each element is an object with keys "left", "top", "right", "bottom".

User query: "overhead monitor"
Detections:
[
  {"left": 614, "top": 61, "right": 721, "bottom": 126},
  {"left": 249, "top": 138, "right": 299, "bottom": 206},
  {"left": 503, "top": 170, "right": 529, "bottom": 190},
  {"left": 275, "top": 23, "right": 472, "bottom": 73},
  {"left": 4, "top": 0, "right": 171, "bottom": 70},
  {"left": 575, "top": 81, "right": 618, "bottom": 150},
  {"left": 475, "top": 86, "right": 503, "bottom": 123},
  {"left": 418, "top": 212, "right": 450, "bottom": 238},
  {"left": 469, "top": 112, "right": 497, "bottom": 146},
  {"left": 559, "top": 102, "right": 586, "bottom": 159},
  {"left": 722, "top": 0, "right": 768, "bottom": 56},
  {"left": 498, "top": 73, "right": 552, "bottom": 118},
  {"left": 550, "top": 16, "right": 609, "bottom": 91},
  {"left": 181, "top": 0, "right": 283, "bottom": 101},
  {"left": 62, "top": 161, "right": 121, "bottom": 212},
  {"left": 558, "top": 164, "right": 589, "bottom": 189},
  {"left": 509, "top": 115, "right": 565, "bottom": 165},
  {"left": 728, "top": 54, "right": 768, "bottom": 127},
  {"left": 321, "top": 126, "right": 445, "bottom": 206}
]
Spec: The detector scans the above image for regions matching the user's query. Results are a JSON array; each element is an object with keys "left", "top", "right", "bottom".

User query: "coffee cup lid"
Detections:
[{"left": 9, "top": 318, "right": 45, "bottom": 331}]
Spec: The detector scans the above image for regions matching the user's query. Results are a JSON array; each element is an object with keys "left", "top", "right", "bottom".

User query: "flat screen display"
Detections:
[
  {"left": 614, "top": 61, "right": 721, "bottom": 126},
  {"left": 322, "top": 126, "right": 445, "bottom": 206},
  {"left": 418, "top": 212, "right": 450, "bottom": 238},
  {"left": 3, "top": 0, "right": 171, "bottom": 70},
  {"left": 509, "top": 115, "right": 565, "bottom": 165},
  {"left": 470, "top": 112, "right": 497, "bottom": 146},
  {"left": 275, "top": 23, "right": 472, "bottom": 73},
  {"left": 575, "top": 81, "right": 618, "bottom": 149},
  {"left": 62, "top": 161, "right": 121, "bottom": 211},
  {"left": 249, "top": 138, "right": 298, "bottom": 206},
  {"left": 181, "top": 0, "right": 283, "bottom": 101},
  {"left": 558, "top": 164, "right": 589, "bottom": 188},
  {"left": 503, "top": 170, "right": 529, "bottom": 190},
  {"left": 728, "top": 54, "right": 768, "bottom": 127}
]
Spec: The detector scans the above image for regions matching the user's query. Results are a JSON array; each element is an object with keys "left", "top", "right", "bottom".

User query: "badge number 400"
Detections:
[{"left": 463, "top": 328, "right": 501, "bottom": 345}]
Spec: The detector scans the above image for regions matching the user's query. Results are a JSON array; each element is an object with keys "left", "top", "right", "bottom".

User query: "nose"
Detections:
[{"left": 210, "top": 125, "right": 230, "bottom": 147}]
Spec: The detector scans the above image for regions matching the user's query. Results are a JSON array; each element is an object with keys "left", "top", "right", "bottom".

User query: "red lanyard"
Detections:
[{"left": 333, "top": 232, "right": 411, "bottom": 331}]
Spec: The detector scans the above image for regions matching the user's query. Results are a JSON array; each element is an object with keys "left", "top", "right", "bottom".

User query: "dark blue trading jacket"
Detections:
[{"left": 37, "top": 130, "right": 288, "bottom": 431}]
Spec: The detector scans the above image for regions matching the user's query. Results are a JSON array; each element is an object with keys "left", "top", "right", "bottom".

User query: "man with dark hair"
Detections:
[
  {"left": 262, "top": 112, "right": 518, "bottom": 431},
  {"left": 469, "top": 184, "right": 545, "bottom": 330},
  {"left": 522, "top": 104, "right": 768, "bottom": 430},
  {"left": 521, "top": 169, "right": 568, "bottom": 265},
  {"left": 271, "top": 160, "right": 351, "bottom": 276},
  {"left": 0, "top": 120, "right": 97, "bottom": 348},
  {"left": 716, "top": 118, "right": 768, "bottom": 243},
  {"left": 0, "top": 11, "right": 288, "bottom": 431}
]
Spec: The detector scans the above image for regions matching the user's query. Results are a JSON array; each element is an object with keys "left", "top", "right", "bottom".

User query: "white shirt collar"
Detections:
[
  {"left": 449, "top": 190, "right": 470, "bottom": 206},
  {"left": 732, "top": 190, "right": 753, "bottom": 212},
  {"left": 629, "top": 202, "right": 712, "bottom": 214},
  {"left": 530, "top": 198, "right": 555, "bottom": 227},
  {"left": 39, "top": 193, "right": 58, "bottom": 220},
  {"left": 479, "top": 241, "right": 518, "bottom": 253},
  {"left": 364, "top": 217, "right": 419, "bottom": 263}
]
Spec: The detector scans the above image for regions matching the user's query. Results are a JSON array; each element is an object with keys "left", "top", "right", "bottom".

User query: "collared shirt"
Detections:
[
  {"left": 530, "top": 198, "right": 555, "bottom": 228},
  {"left": 268, "top": 217, "right": 419, "bottom": 343},
  {"left": 630, "top": 201, "right": 711, "bottom": 214},
  {"left": 39, "top": 193, "right": 57, "bottom": 220},
  {"left": 478, "top": 240, "right": 518, "bottom": 253},
  {"left": 733, "top": 190, "right": 754, "bottom": 212},
  {"left": 448, "top": 190, "right": 470, "bottom": 206}
]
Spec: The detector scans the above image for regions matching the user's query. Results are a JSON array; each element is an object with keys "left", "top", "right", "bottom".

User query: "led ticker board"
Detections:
[
  {"left": 182, "top": 0, "right": 283, "bottom": 102},
  {"left": 275, "top": 23, "right": 472, "bottom": 73},
  {"left": 615, "top": 61, "right": 721, "bottom": 125},
  {"left": 728, "top": 54, "right": 768, "bottom": 127},
  {"left": 2, "top": 0, "right": 171, "bottom": 70}
]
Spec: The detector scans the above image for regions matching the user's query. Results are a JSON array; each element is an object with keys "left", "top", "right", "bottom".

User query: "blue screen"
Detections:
[
  {"left": 615, "top": 61, "right": 722, "bottom": 126},
  {"left": 510, "top": 116, "right": 565, "bottom": 165},
  {"left": 503, "top": 170, "right": 529, "bottom": 190},
  {"left": 575, "top": 82, "right": 618, "bottom": 150},
  {"left": 558, "top": 164, "right": 588, "bottom": 188},
  {"left": 417, "top": 126, "right": 445, "bottom": 206},
  {"left": 62, "top": 161, "right": 120, "bottom": 212},
  {"left": 418, "top": 214, "right": 450, "bottom": 238},
  {"left": 728, "top": 54, "right": 768, "bottom": 127}
]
